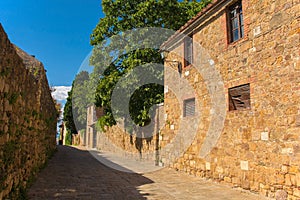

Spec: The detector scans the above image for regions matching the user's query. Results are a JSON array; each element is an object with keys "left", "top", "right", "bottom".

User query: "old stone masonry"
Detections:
[
  {"left": 83, "top": 0, "right": 300, "bottom": 199},
  {"left": 0, "top": 24, "right": 57, "bottom": 199},
  {"left": 0, "top": 0, "right": 300, "bottom": 199}
]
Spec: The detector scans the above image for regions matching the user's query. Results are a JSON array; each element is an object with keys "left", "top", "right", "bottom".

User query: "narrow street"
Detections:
[{"left": 27, "top": 146, "right": 270, "bottom": 200}]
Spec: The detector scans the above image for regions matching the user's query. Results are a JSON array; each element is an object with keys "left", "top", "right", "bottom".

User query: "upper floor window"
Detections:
[
  {"left": 184, "top": 36, "right": 193, "bottom": 67},
  {"left": 228, "top": 1, "right": 244, "bottom": 43}
]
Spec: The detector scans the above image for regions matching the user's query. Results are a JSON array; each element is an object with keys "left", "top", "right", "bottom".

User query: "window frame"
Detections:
[
  {"left": 183, "top": 98, "right": 196, "bottom": 117},
  {"left": 184, "top": 35, "right": 193, "bottom": 67},
  {"left": 228, "top": 83, "right": 250, "bottom": 111},
  {"left": 227, "top": 0, "right": 244, "bottom": 43}
]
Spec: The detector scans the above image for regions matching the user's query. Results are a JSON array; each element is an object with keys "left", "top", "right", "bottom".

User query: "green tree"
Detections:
[
  {"left": 90, "top": 0, "right": 212, "bottom": 45},
  {"left": 63, "top": 71, "right": 92, "bottom": 140},
  {"left": 64, "top": 131, "right": 72, "bottom": 145},
  {"left": 72, "top": 71, "right": 90, "bottom": 131},
  {"left": 63, "top": 88, "right": 77, "bottom": 137},
  {"left": 90, "top": 0, "right": 212, "bottom": 130}
]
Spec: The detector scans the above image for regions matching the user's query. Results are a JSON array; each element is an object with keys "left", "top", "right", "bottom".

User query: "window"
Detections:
[
  {"left": 228, "top": 83, "right": 250, "bottom": 111},
  {"left": 227, "top": 1, "right": 244, "bottom": 43},
  {"left": 183, "top": 98, "right": 195, "bottom": 117},
  {"left": 184, "top": 36, "right": 193, "bottom": 67}
]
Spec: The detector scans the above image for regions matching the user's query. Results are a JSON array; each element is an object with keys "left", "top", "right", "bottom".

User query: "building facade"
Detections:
[
  {"left": 85, "top": 0, "right": 299, "bottom": 198},
  {"left": 161, "top": 0, "right": 300, "bottom": 199},
  {"left": 85, "top": 105, "right": 98, "bottom": 148}
]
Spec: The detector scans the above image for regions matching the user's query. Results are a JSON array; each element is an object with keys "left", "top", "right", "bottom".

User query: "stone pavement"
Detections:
[{"left": 27, "top": 146, "right": 271, "bottom": 199}]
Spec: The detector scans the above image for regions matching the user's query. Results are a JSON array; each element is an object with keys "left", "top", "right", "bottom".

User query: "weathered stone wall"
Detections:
[
  {"left": 0, "top": 24, "right": 57, "bottom": 199},
  {"left": 87, "top": 105, "right": 164, "bottom": 163},
  {"left": 85, "top": 0, "right": 299, "bottom": 198},
  {"left": 162, "top": 0, "right": 300, "bottom": 199},
  {"left": 96, "top": 125, "right": 159, "bottom": 162}
]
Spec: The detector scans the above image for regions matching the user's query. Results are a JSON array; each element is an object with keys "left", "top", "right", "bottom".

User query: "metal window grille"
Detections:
[{"left": 183, "top": 98, "right": 195, "bottom": 117}]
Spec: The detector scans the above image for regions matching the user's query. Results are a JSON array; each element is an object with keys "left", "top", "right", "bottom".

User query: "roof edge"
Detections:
[{"left": 161, "top": 0, "right": 230, "bottom": 51}]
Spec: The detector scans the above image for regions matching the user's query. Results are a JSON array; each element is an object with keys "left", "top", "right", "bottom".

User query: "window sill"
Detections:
[
  {"left": 183, "top": 115, "right": 196, "bottom": 118},
  {"left": 228, "top": 108, "right": 251, "bottom": 112},
  {"left": 227, "top": 36, "right": 248, "bottom": 49}
]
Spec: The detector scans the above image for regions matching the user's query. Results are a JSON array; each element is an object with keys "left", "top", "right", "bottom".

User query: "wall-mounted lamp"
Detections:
[
  {"left": 161, "top": 50, "right": 182, "bottom": 76},
  {"left": 165, "top": 60, "right": 182, "bottom": 76}
]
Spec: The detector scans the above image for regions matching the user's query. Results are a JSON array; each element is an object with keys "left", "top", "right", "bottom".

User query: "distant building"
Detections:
[
  {"left": 58, "top": 122, "right": 66, "bottom": 145},
  {"left": 85, "top": 105, "right": 105, "bottom": 148}
]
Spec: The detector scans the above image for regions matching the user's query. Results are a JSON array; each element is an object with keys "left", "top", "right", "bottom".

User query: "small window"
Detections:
[
  {"left": 183, "top": 98, "right": 195, "bottom": 117},
  {"left": 227, "top": 1, "right": 244, "bottom": 43},
  {"left": 184, "top": 36, "right": 193, "bottom": 67},
  {"left": 228, "top": 83, "right": 250, "bottom": 111}
]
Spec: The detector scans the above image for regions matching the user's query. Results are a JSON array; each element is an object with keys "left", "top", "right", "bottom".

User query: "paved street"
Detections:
[{"left": 27, "top": 146, "right": 270, "bottom": 199}]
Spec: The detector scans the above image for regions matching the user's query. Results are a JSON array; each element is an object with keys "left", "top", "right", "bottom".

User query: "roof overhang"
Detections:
[{"left": 161, "top": 0, "right": 236, "bottom": 51}]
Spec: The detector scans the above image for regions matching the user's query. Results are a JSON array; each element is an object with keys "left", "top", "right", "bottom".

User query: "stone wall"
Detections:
[
  {"left": 85, "top": 0, "right": 299, "bottom": 198},
  {"left": 0, "top": 24, "right": 57, "bottom": 199},
  {"left": 96, "top": 125, "right": 159, "bottom": 162},
  {"left": 87, "top": 105, "right": 164, "bottom": 164},
  {"left": 162, "top": 0, "right": 300, "bottom": 199}
]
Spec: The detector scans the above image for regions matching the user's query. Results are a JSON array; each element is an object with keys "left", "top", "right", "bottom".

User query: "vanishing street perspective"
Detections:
[{"left": 0, "top": 0, "right": 300, "bottom": 199}]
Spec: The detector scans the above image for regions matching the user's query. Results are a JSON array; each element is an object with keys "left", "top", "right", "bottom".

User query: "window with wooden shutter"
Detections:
[
  {"left": 228, "top": 83, "right": 250, "bottom": 111},
  {"left": 183, "top": 98, "right": 195, "bottom": 117}
]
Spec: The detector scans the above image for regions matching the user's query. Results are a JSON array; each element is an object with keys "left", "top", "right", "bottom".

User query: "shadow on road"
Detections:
[{"left": 27, "top": 145, "right": 154, "bottom": 199}]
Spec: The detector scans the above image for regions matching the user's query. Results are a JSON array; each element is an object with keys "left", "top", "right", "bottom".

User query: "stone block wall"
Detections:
[
  {"left": 161, "top": 0, "right": 300, "bottom": 199},
  {"left": 89, "top": 105, "right": 164, "bottom": 164},
  {"left": 0, "top": 24, "right": 57, "bottom": 199},
  {"left": 85, "top": 0, "right": 299, "bottom": 198},
  {"left": 96, "top": 126, "right": 159, "bottom": 162}
]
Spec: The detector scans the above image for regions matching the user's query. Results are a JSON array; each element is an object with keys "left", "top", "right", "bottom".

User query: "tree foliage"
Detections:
[
  {"left": 63, "top": 88, "right": 77, "bottom": 135},
  {"left": 90, "top": 0, "right": 212, "bottom": 45},
  {"left": 90, "top": 0, "right": 212, "bottom": 130},
  {"left": 53, "top": 98, "right": 62, "bottom": 120},
  {"left": 63, "top": 71, "right": 93, "bottom": 135},
  {"left": 72, "top": 71, "right": 90, "bottom": 131}
]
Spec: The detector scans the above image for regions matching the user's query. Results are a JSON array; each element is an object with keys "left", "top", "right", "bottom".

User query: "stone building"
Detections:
[
  {"left": 160, "top": 0, "right": 300, "bottom": 199},
  {"left": 85, "top": 105, "right": 98, "bottom": 148},
  {"left": 86, "top": 103, "right": 164, "bottom": 163},
  {"left": 86, "top": 0, "right": 299, "bottom": 198}
]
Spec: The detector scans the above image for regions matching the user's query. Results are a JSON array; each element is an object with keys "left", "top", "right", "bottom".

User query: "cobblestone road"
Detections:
[{"left": 27, "top": 146, "right": 270, "bottom": 200}]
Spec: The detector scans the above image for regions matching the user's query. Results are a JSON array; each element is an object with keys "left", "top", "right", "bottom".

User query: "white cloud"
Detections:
[
  {"left": 52, "top": 86, "right": 72, "bottom": 120},
  {"left": 51, "top": 86, "right": 71, "bottom": 101}
]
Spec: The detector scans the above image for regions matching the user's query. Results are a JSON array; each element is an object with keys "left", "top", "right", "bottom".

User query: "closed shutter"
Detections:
[
  {"left": 184, "top": 98, "right": 195, "bottom": 117},
  {"left": 228, "top": 83, "right": 250, "bottom": 111}
]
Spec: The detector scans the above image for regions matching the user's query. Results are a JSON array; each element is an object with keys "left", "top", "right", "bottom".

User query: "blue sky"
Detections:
[{"left": 0, "top": 0, "right": 103, "bottom": 86}]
